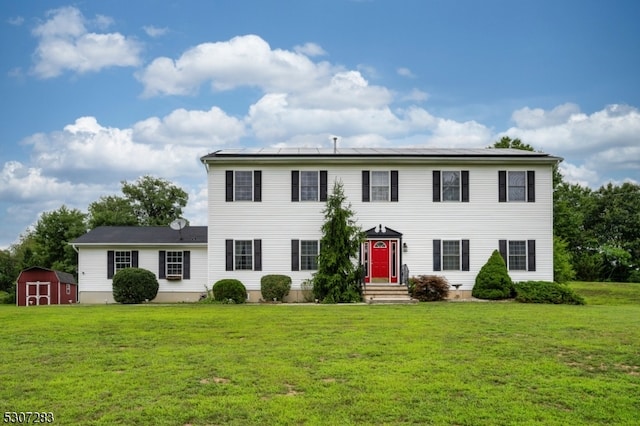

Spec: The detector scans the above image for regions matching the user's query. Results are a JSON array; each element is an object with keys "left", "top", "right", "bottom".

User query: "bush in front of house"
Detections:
[
  {"left": 472, "top": 250, "right": 514, "bottom": 300},
  {"left": 514, "top": 281, "right": 586, "bottom": 305},
  {"left": 409, "top": 275, "right": 450, "bottom": 301},
  {"left": 260, "top": 274, "right": 292, "bottom": 302},
  {"left": 112, "top": 268, "right": 159, "bottom": 304},
  {"left": 212, "top": 279, "right": 247, "bottom": 304}
]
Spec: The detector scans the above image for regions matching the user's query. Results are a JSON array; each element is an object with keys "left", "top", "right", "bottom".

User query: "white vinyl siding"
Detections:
[{"left": 207, "top": 162, "right": 554, "bottom": 292}]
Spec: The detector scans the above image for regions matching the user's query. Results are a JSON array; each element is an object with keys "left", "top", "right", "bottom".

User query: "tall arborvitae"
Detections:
[{"left": 313, "top": 180, "right": 365, "bottom": 303}]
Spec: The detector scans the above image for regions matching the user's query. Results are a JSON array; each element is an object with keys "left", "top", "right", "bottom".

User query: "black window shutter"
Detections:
[
  {"left": 158, "top": 251, "right": 166, "bottom": 279},
  {"left": 291, "top": 171, "right": 299, "bottom": 202},
  {"left": 107, "top": 250, "right": 114, "bottom": 279},
  {"left": 362, "top": 171, "right": 370, "bottom": 202},
  {"left": 225, "top": 170, "right": 234, "bottom": 202},
  {"left": 461, "top": 171, "right": 469, "bottom": 202},
  {"left": 254, "top": 171, "right": 262, "bottom": 202},
  {"left": 433, "top": 171, "right": 441, "bottom": 202},
  {"left": 320, "top": 171, "right": 328, "bottom": 202},
  {"left": 499, "top": 240, "right": 508, "bottom": 265},
  {"left": 183, "top": 251, "right": 190, "bottom": 279},
  {"left": 498, "top": 171, "right": 507, "bottom": 202},
  {"left": 433, "top": 239, "right": 441, "bottom": 271},
  {"left": 462, "top": 240, "right": 470, "bottom": 271},
  {"left": 132, "top": 251, "right": 139, "bottom": 268},
  {"left": 254, "top": 239, "right": 262, "bottom": 271},
  {"left": 391, "top": 170, "right": 399, "bottom": 202},
  {"left": 225, "top": 239, "right": 234, "bottom": 271},
  {"left": 527, "top": 171, "right": 536, "bottom": 202},
  {"left": 527, "top": 240, "right": 536, "bottom": 271},
  {"left": 291, "top": 240, "right": 299, "bottom": 271}
]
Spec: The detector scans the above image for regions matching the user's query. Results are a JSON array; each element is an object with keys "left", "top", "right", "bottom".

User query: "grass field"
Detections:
[{"left": 1, "top": 283, "right": 639, "bottom": 425}]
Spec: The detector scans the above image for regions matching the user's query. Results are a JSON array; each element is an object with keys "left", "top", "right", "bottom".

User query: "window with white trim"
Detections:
[
  {"left": 371, "top": 171, "right": 390, "bottom": 201},
  {"left": 115, "top": 251, "right": 132, "bottom": 273},
  {"left": 508, "top": 172, "right": 526, "bottom": 201},
  {"left": 442, "top": 240, "right": 461, "bottom": 270},
  {"left": 499, "top": 239, "right": 536, "bottom": 271},
  {"left": 166, "top": 251, "right": 183, "bottom": 276},
  {"left": 433, "top": 239, "right": 470, "bottom": 272},
  {"left": 508, "top": 241, "right": 527, "bottom": 270},
  {"left": 234, "top": 171, "right": 253, "bottom": 201},
  {"left": 300, "top": 171, "right": 319, "bottom": 201},
  {"left": 442, "top": 171, "right": 461, "bottom": 202},
  {"left": 499, "top": 171, "right": 535, "bottom": 202},
  {"left": 300, "top": 240, "right": 319, "bottom": 270},
  {"left": 235, "top": 240, "right": 253, "bottom": 270}
]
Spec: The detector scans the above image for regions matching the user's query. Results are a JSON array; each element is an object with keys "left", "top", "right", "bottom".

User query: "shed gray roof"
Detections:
[
  {"left": 71, "top": 226, "right": 207, "bottom": 245},
  {"left": 201, "top": 147, "right": 562, "bottom": 162}
]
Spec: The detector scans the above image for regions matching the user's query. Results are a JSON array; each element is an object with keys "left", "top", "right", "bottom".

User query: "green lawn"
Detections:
[{"left": 1, "top": 284, "right": 639, "bottom": 425}]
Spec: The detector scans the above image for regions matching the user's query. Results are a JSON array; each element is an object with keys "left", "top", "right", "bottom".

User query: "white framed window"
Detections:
[
  {"left": 442, "top": 240, "right": 461, "bottom": 270},
  {"left": 371, "top": 171, "right": 390, "bottom": 201},
  {"left": 300, "top": 240, "right": 319, "bottom": 270},
  {"left": 508, "top": 241, "right": 527, "bottom": 270},
  {"left": 234, "top": 171, "right": 253, "bottom": 201},
  {"left": 300, "top": 171, "right": 319, "bottom": 201},
  {"left": 66, "top": 283, "right": 71, "bottom": 295},
  {"left": 508, "top": 171, "right": 526, "bottom": 202},
  {"left": 442, "top": 171, "right": 461, "bottom": 202},
  {"left": 115, "top": 251, "right": 132, "bottom": 273},
  {"left": 235, "top": 240, "right": 253, "bottom": 270},
  {"left": 166, "top": 251, "right": 183, "bottom": 277}
]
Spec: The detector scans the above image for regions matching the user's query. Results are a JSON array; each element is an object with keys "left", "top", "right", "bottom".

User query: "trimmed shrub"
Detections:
[
  {"left": 472, "top": 250, "right": 514, "bottom": 300},
  {"left": 514, "top": 281, "right": 586, "bottom": 305},
  {"left": 212, "top": 279, "right": 247, "bottom": 304},
  {"left": 260, "top": 274, "right": 292, "bottom": 302},
  {"left": 112, "top": 268, "right": 159, "bottom": 304},
  {"left": 410, "top": 275, "right": 450, "bottom": 301}
]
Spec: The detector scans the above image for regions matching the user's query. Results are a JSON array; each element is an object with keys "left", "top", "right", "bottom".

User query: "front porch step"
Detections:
[{"left": 362, "top": 284, "right": 417, "bottom": 304}]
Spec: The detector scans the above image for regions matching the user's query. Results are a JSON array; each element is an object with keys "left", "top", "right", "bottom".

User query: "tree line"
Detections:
[
  {"left": 0, "top": 176, "right": 188, "bottom": 295},
  {"left": 2, "top": 140, "right": 639, "bottom": 299}
]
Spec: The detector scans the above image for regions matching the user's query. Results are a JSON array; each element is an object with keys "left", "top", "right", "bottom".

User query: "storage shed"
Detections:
[{"left": 16, "top": 267, "right": 78, "bottom": 306}]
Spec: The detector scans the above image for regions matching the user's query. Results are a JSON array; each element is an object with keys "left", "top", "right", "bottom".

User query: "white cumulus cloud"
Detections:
[{"left": 31, "top": 6, "right": 142, "bottom": 78}]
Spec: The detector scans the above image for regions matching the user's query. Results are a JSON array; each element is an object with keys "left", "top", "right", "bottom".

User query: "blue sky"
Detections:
[{"left": 1, "top": 0, "right": 639, "bottom": 249}]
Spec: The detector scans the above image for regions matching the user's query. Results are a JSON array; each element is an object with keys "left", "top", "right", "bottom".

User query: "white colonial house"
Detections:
[
  {"left": 200, "top": 147, "right": 561, "bottom": 301},
  {"left": 72, "top": 147, "right": 560, "bottom": 303}
]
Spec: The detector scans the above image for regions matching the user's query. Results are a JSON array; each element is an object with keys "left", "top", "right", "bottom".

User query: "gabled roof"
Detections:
[
  {"left": 71, "top": 226, "right": 207, "bottom": 246},
  {"left": 201, "top": 147, "right": 562, "bottom": 163},
  {"left": 19, "top": 266, "right": 77, "bottom": 285}
]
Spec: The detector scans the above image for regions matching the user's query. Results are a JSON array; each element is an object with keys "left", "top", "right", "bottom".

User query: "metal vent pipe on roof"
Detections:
[{"left": 333, "top": 137, "right": 337, "bottom": 154}]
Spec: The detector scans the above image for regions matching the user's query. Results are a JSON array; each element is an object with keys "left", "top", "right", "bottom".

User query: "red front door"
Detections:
[{"left": 371, "top": 240, "right": 390, "bottom": 282}]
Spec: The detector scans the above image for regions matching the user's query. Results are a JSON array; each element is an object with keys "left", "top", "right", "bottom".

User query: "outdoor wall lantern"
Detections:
[{"left": 403, "top": 242, "right": 408, "bottom": 253}]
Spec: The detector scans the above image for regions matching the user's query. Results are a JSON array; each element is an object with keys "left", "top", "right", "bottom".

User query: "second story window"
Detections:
[
  {"left": 234, "top": 171, "right": 253, "bottom": 201},
  {"left": 442, "top": 171, "right": 461, "bottom": 201},
  {"left": 433, "top": 170, "right": 469, "bottom": 202},
  {"left": 362, "top": 170, "right": 398, "bottom": 202},
  {"left": 301, "top": 171, "right": 319, "bottom": 201},
  {"left": 499, "top": 171, "right": 535, "bottom": 202},
  {"left": 292, "top": 171, "right": 328, "bottom": 202},
  {"left": 226, "top": 170, "right": 262, "bottom": 202},
  {"left": 371, "top": 171, "right": 390, "bottom": 201}
]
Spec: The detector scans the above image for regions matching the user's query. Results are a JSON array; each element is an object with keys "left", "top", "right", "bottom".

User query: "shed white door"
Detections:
[{"left": 26, "top": 282, "right": 50, "bottom": 305}]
